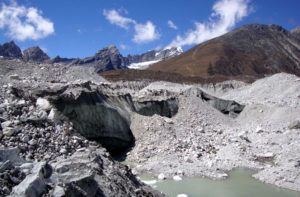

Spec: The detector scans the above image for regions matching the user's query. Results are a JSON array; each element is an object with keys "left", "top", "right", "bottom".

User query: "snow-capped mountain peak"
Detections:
[{"left": 127, "top": 46, "right": 183, "bottom": 70}]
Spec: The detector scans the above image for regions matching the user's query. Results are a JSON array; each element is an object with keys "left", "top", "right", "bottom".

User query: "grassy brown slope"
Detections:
[
  {"left": 100, "top": 69, "right": 257, "bottom": 84},
  {"left": 148, "top": 24, "right": 300, "bottom": 78}
]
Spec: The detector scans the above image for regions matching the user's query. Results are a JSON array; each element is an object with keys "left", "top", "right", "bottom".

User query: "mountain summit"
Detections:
[
  {"left": 23, "top": 46, "right": 50, "bottom": 62},
  {"left": 0, "top": 41, "right": 22, "bottom": 59}
]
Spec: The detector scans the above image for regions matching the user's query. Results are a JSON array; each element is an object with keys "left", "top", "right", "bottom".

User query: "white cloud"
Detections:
[
  {"left": 103, "top": 9, "right": 160, "bottom": 43},
  {"left": 169, "top": 0, "right": 251, "bottom": 47},
  {"left": 133, "top": 21, "right": 160, "bottom": 43},
  {"left": 0, "top": 2, "right": 54, "bottom": 41},
  {"left": 103, "top": 9, "right": 135, "bottom": 29},
  {"left": 167, "top": 20, "right": 178, "bottom": 30}
]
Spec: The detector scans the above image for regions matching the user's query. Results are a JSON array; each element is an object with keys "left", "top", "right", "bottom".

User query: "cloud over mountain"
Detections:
[{"left": 169, "top": 0, "right": 252, "bottom": 47}]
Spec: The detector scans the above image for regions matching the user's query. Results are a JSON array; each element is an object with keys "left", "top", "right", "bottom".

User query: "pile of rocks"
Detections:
[{"left": 0, "top": 84, "right": 91, "bottom": 162}]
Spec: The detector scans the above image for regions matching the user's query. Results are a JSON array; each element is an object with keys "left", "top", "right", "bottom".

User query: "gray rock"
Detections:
[
  {"left": 288, "top": 120, "right": 300, "bottom": 129},
  {"left": 50, "top": 148, "right": 165, "bottom": 197},
  {"left": 3, "top": 127, "right": 16, "bottom": 136},
  {"left": 28, "top": 139, "right": 37, "bottom": 146},
  {"left": 10, "top": 162, "right": 52, "bottom": 197},
  {"left": 0, "top": 160, "right": 13, "bottom": 173},
  {"left": 21, "top": 135, "right": 30, "bottom": 143},
  {"left": 9, "top": 74, "right": 21, "bottom": 80},
  {"left": 51, "top": 185, "right": 65, "bottom": 197},
  {"left": 1, "top": 120, "right": 12, "bottom": 128}
]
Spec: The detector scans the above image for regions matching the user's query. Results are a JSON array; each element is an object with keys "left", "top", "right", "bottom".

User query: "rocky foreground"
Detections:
[
  {"left": 0, "top": 60, "right": 165, "bottom": 196},
  {"left": 0, "top": 59, "right": 300, "bottom": 196}
]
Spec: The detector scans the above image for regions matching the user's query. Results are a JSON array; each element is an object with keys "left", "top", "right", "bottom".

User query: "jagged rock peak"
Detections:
[
  {"left": 291, "top": 26, "right": 300, "bottom": 39},
  {"left": 291, "top": 26, "right": 300, "bottom": 33},
  {"left": 22, "top": 46, "right": 50, "bottom": 62},
  {"left": 0, "top": 41, "right": 22, "bottom": 59},
  {"left": 96, "top": 45, "right": 120, "bottom": 55}
]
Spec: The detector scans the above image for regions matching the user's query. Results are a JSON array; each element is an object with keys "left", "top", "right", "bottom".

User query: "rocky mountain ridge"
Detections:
[
  {"left": 74, "top": 45, "right": 183, "bottom": 72},
  {"left": 0, "top": 41, "right": 183, "bottom": 72}
]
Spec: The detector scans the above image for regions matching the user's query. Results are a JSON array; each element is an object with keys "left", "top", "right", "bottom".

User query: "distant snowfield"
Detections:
[{"left": 128, "top": 60, "right": 160, "bottom": 70}]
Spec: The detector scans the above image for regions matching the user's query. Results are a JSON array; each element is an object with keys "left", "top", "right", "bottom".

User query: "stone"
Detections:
[
  {"left": 59, "top": 148, "right": 67, "bottom": 154},
  {"left": 21, "top": 135, "right": 30, "bottom": 143},
  {"left": 52, "top": 185, "right": 65, "bottom": 197},
  {"left": 288, "top": 120, "right": 300, "bottom": 129},
  {"left": 256, "top": 126, "right": 264, "bottom": 133},
  {"left": 216, "top": 173, "right": 228, "bottom": 179},
  {"left": 3, "top": 127, "right": 16, "bottom": 136},
  {"left": 1, "top": 120, "right": 12, "bottom": 128},
  {"left": 17, "top": 99, "right": 26, "bottom": 106},
  {"left": 173, "top": 175, "right": 182, "bottom": 181},
  {"left": 48, "top": 108, "right": 56, "bottom": 120},
  {"left": 37, "top": 110, "right": 48, "bottom": 120},
  {"left": 9, "top": 74, "right": 21, "bottom": 80},
  {"left": 255, "top": 152, "right": 275, "bottom": 162},
  {"left": 36, "top": 98, "right": 52, "bottom": 111},
  {"left": 158, "top": 173, "right": 166, "bottom": 180},
  {"left": 50, "top": 149, "right": 164, "bottom": 197},
  {"left": 10, "top": 162, "right": 53, "bottom": 197},
  {"left": 164, "top": 118, "right": 174, "bottom": 124},
  {"left": 28, "top": 139, "right": 38, "bottom": 145}
]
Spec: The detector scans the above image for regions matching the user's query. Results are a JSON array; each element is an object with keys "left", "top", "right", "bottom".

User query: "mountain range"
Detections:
[
  {"left": 0, "top": 41, "right": 183, "bottom": 72},
  {"left": 102, "top": 24, "right": 300, "bottom": 83}
]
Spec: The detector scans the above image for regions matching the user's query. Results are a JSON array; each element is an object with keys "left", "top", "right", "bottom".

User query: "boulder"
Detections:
[
  {"left": 288, "top": 120, "right": 300, "bottom": 129},
  {"left": 49, "top": 148, "right": 164, "bottom": 197},
  {"left": 158, "top": 173, "right": 166, "bottom": 180},
  {"left": 3, "top": 127, "right": 16, "bottom": 136},
  {"left": 36, "top": 98, "right": 52, "bottom": 111},
  {"left": 9, "top": 74, "right": 21, "bottom": 80},
  {"left": 10, "top": 162, "right": 52, "bottom": 197},
  {"left": 1, "top": 120, "right": 12, "bottom": 129}
]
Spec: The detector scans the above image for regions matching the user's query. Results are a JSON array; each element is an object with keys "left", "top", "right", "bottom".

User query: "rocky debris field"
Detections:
[
  {"left": 0, "top": 57, "right": 300, "bottom": 196},
  {"left": 127, "top": 73, "right": 300, "bottom": 192},
  {"left": 0, "top": 59, "right": 164, "bottom": 196}
]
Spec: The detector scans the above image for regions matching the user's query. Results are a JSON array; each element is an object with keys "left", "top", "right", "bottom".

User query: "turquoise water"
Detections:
[{"left": 141, "top": 169, "right": 300, "bottom": 197}]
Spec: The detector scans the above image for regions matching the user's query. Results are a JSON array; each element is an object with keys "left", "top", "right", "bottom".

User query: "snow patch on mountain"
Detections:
[
  {"left": 128, "top": 46, "right": 183, "bottom": 70},
  {"left": 128, "top": 60, "right": 160, "bottom": 69}
]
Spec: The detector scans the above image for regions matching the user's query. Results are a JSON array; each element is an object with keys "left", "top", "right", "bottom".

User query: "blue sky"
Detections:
[{"left": 0, "top": 0, "right": 299, "bottom": 58}]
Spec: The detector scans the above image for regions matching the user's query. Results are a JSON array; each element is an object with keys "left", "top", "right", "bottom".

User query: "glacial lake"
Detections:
[{"left": 140, "top": 169, "right": 300, "bottom": 197}]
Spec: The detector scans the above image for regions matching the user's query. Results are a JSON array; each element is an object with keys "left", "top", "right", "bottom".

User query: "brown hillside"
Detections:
[{"left": 148, "top": 24, "right": 300, "bottom": 79}]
